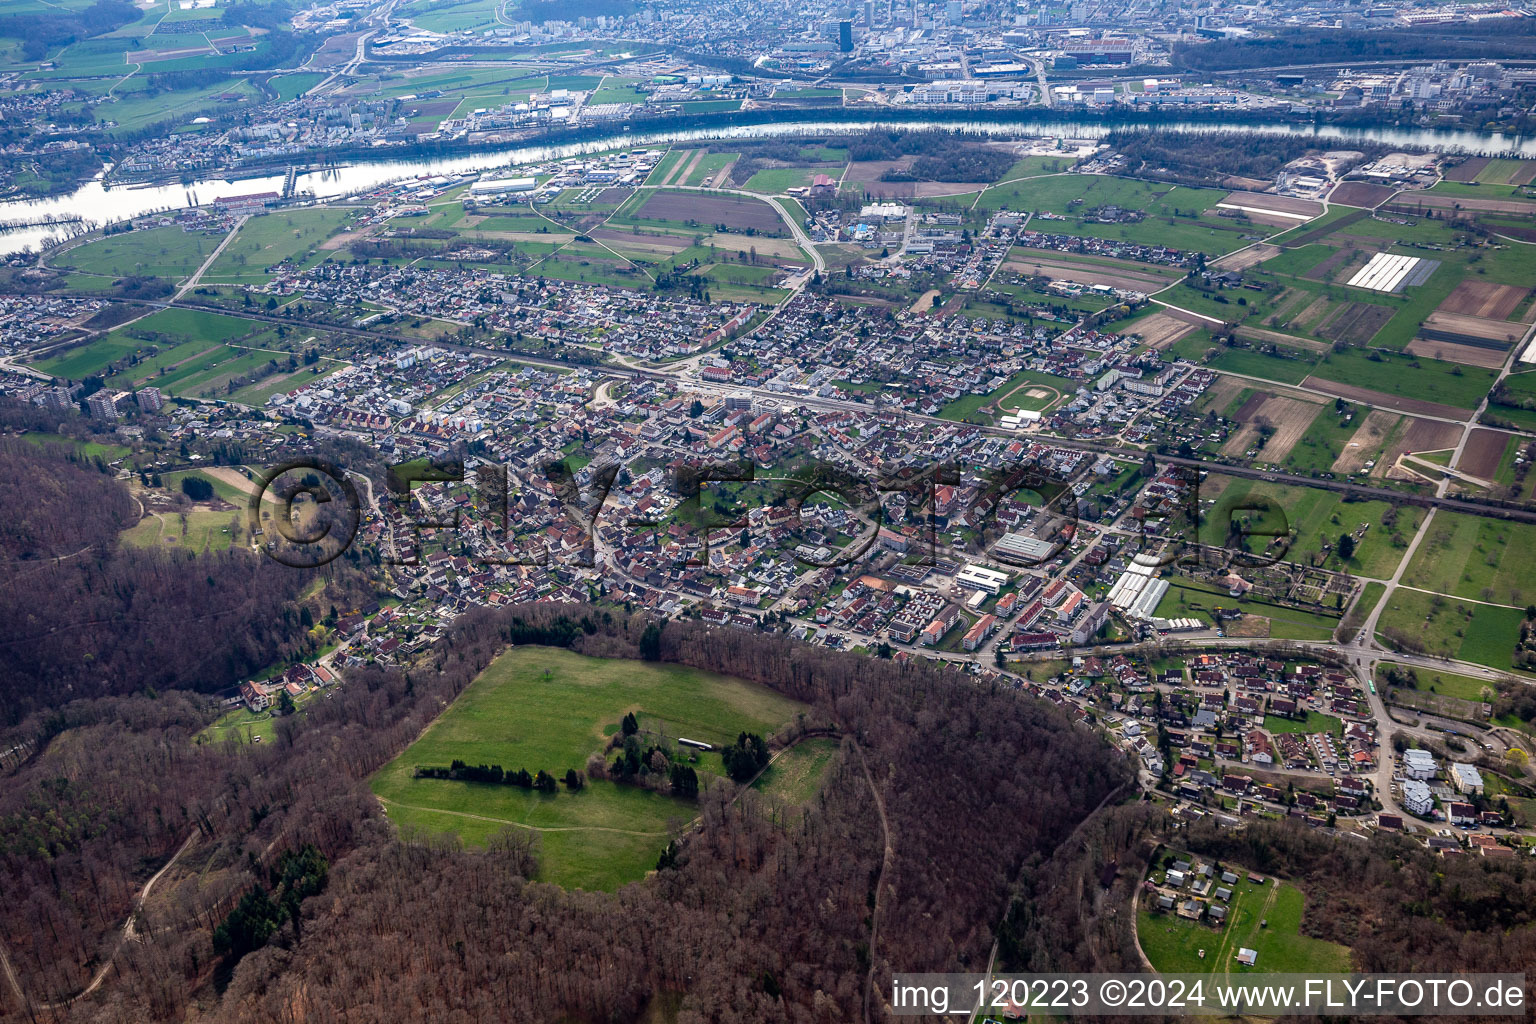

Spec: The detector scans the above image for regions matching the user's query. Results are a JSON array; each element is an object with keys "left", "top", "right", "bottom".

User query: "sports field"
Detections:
[{"left": 371, "top": 647, "right": 817, "bottom": 890}]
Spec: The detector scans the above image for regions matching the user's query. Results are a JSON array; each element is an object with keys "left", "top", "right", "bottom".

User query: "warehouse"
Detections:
[
  {"left": 993, "top": 531, "right": 1057, "bottom": 564},
  {"left": 471, "top": 175, "right": 538, "bottom": 196}
]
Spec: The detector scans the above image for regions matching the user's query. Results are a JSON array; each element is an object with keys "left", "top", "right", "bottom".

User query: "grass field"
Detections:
[
  {"left": 1202, "top": 478, "right": 1422, "bottom": 579},
  {"left": 33, "top": 307, "right": 262, "bottom": 380},
  {"left": 60, "top": 225, "right": 222, "bottom": 284},
  {"left": 198, "top": 686, "right": 329, "bottom": 746},
  {"left": 1309, "top": 348, "right": 1495, "bottom": 411},
  {"left": 753, "top": 737, "right": 839, "bottom": 807},
  {"left": 159, "top": 468, "right": 248, "bottom": 504},
  {"left": 1375, "top": 587, "right": 1528, "bottom": 670},
  {"left": 1139, "top": 871, "right": 1349, "bottom": 975},
  {"left": 1375, "top": 662, "right": 1499, "bottom": 703},
  {"left": 202, "top": 208, "right": 356, "bottom": 285},
  {"left": 1264, "top": 711, "right": 1343, "bottom": 735},
  {"left": 268, "top": 72, "right": 325, "bottom": 101},
  {"left": 741, "top": 166, "right": 817, "bottom": 193},
  {"left": 22, "top": 431, "right": 131, "bottom": 461},
  {"left": 370, "top": 646, "right": 817, "bottom": 890},
  {"left": 1400, "top": 511, "right": 1536, "bottom": 607},
  {"left": 122, "top": 507, "right": 243, "bottom": 551},
  {"left": 1154, "top": 577, "right": 1341, "bottom": 641}
]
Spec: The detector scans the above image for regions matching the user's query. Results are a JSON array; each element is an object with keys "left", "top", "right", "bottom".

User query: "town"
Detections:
[{"left": 4, "top": 1, "right": 1536, "bottom": 1018}]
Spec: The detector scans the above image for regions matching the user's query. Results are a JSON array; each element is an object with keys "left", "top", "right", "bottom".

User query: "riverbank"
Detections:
[{"left": 5, "top": 112, "right": 1536, "bottom": 256}]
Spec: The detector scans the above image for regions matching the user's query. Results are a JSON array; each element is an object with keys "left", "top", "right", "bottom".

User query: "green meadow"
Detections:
[{"left": 371, "top": 647, "right": 818, "bottom": 890}]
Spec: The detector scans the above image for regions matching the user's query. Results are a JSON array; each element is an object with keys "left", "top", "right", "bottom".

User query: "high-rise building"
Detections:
[
  {"left": 38, "top": 386, "right": 73, "bottom": 411},
  {"left": 947, "top": 0, "right": 962, "bottom": 23},
  {"left": 838, "top": 19, "right": 853, "bottom": 51},
  {"left": 86, "top": 390, "right": 120, "bottom": 421},
  {"left": 136, "top": 386, "right": 164, "bottom": 413},
  {"left": 865, "top": 0, "right": 874, "bottom": 25}
]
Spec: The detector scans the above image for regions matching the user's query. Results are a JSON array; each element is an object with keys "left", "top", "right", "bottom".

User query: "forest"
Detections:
[
  {"left": 0, "top": 0, "right": 139, "bottom": 61},
  {"left": 851, "top": 129, "right": 1017, "bottom": 182},
  {"left": 0, "top": 437, "right": 331, "bottom": 723},
  {"left": 0, "top": 600, "right": 1129, "bottom": 1022},
  {"left": 1174, "top": 22, "right": 1536, "bottom": 71},
  {"left": 1104, "top": 131, "right": 1378, "bottom": 187}
]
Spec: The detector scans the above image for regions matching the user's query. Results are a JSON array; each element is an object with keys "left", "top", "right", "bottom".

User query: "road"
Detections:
[
  {"left": 174, "top": 215, "right": 245, "bottom": 300},
  {"left": 308, "top": 0, "right": 398, "bottom": 95}
]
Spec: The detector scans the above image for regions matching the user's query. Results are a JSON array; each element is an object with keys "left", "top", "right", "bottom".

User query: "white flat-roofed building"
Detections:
[
  {"left": 1346, "top": 252, "right": 1435, "bottom": 293},
  {"left": 860, "top": 202, "right": 909, "bottom": 222},
  {"left": 470, "top": 176, "right": 537, "bottom": 196},
  {"left": 1402, "top": 779, "right": 1434, "bottom": 817},
  {"left": 955, "top": 563, "right": 1010, "bottom": 595}
]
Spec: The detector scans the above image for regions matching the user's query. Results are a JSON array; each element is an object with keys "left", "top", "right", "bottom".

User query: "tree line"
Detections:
[{"left": 414, "top": 761, "right": 576, "bottom": 793}]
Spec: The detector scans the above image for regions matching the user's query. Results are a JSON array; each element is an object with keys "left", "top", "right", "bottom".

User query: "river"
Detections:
[{"left": 5, "top": 115, "right": 1536, "bottom": 255}]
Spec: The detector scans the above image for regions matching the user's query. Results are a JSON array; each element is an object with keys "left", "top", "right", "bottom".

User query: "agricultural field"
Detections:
[
  {"left": 1138, "top": 867, "right": 1350, "bottom": 975},
  {"left": 625, "top": 189, "right": 786, "bottom": 236},
  {"left": 1004, "top": 247, "right": 1182, "bottom": 292},
  {"left": 268, "top": 72, "right": 325, "bottom": 102},
  {"left": 1287, "top": 403, "right": 1388, "bottom": 477},
  {"left": 370, "top": 646, "right": 819, "bottom": 890},
  {"left": 1307, "top": 347, "right": 1495, "bottom": 413},
  {"left": 740, "top": 167, "right": 819, "bottom": 193},
  {"left": 400, "top": 0, "right": 506, "bottom": 33},
  {"left": 33, "top": 307, "right": 262, "bottom": 379},
  {"left": 83, "top": 76, "right": 263, "bottom": 134},
  {"left": 974, "top": 175, "right": 1254, "bottom": 255},
  {"left": 1473, "top": 430, "right": 1536, "bottom": 501},
  {"left": 1218, "top": 391, "right": 1321, "bottom": 464}
]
